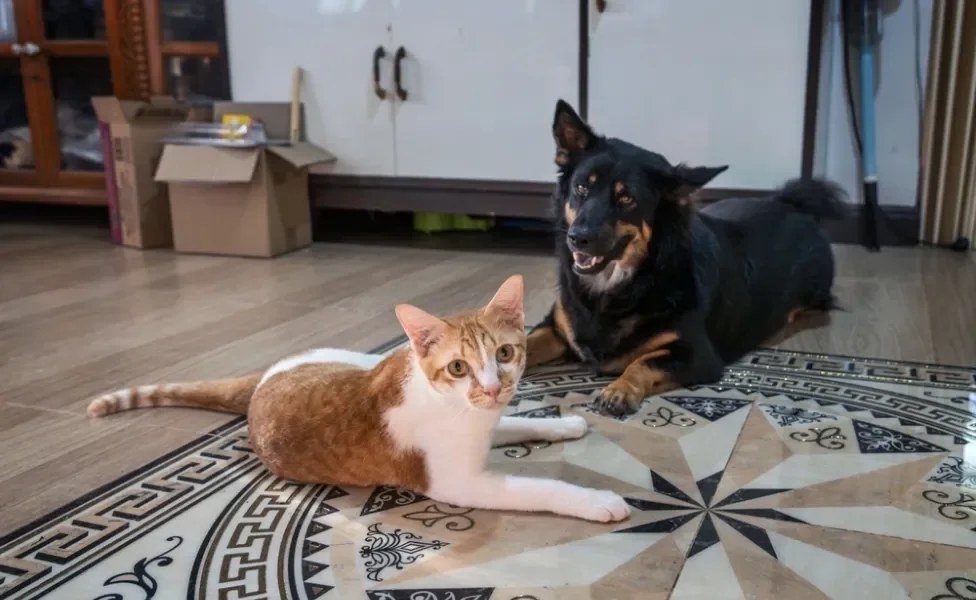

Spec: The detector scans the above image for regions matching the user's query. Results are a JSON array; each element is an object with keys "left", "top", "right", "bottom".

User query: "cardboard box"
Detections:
[
  {"left": 97, "top": 121, "right": 121, "bottom": 244},
  {"left": 92, "top": 97, "right": 191, "bottom": 248},
  {"left": 154, "top": 102, "right": 336, "bottom": 258},
  {"left": 151, "top": 96, "right": 213, "bottom": 123}
]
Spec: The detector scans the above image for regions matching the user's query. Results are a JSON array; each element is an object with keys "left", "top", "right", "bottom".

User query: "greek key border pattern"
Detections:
[
  {"left": 1, "top": 347, "right": 973, "bottom": 598},
  {"left": 0, "top": 433, "right": 258, "bottom": 599}
]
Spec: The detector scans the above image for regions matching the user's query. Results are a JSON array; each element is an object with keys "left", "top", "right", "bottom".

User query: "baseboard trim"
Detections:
[
  {"left": 309, "top": 175, "right": 917, "bottom": 247},
  {"left": 310, "top": 175, "right": 772, "bottom": 220},
  {"left": 310, "top": 175, "right": 554, "bottom": 219},
  {"left": 691, "top": 199, "right": 918, "bottom": 247},
  {"left": 822, "top": 204, "right": 919, "bottom": 246}
]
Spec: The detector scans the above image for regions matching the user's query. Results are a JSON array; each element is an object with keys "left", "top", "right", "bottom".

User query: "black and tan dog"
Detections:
[{"left": 528, "top": 100, "right": 846, "bottom": 416}]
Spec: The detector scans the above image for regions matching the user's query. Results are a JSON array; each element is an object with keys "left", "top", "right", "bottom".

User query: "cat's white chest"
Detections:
[{"left": 384, "top": 370, "right": 499, "bottom": 475}]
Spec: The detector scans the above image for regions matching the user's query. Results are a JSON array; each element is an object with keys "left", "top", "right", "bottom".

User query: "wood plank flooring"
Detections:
[{"left": 1, "top": 222, "right": 974, "bottom": 534}]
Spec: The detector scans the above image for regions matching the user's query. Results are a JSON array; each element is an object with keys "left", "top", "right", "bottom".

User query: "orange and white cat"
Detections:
[{"left": 88, "top": 275, "right": 631, "bottom": 523}]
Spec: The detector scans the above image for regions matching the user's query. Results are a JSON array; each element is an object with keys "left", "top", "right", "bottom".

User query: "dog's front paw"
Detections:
[
  {"left": 594, "top": 384, "right": 644, "bottom": 417},
  {"left": 546, "top": 415, "right": 588, "bottom": 441},
  {"left": 572, "top": 489, "right": 632, "bottom": 523}
]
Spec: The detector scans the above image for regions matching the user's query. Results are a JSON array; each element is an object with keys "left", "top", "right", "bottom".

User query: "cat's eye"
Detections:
[
  {"left": 576, "top": 184, "right": 587, "bottom": 196},
  {"left": 447, "top": 360, "right": 469, "bottom": 377},
  {"left": 496, "top": 344, "right": 515, "bottom": 363},
  {"left": 619, "top": 196, "right": 634, "bottom": 206}
]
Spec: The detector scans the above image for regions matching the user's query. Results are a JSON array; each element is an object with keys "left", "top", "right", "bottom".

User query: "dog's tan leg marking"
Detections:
[
  {"left": 526, "top": 327, "right": 568, "bottom": 367},
  {"left": 787, "top": 307, "right": 803, "bottom": 324},
  {"left": 597, "top": 355, "right": 679, "bottom": 416},
  {"left": 526, "top": 302, "right": 580, "bottom": 367},
  {"left": 594, "top": 330, "right": 681, "bottom": 416},
  {"left": 598, "top": 330, "right": 679, "bottom": 374}
]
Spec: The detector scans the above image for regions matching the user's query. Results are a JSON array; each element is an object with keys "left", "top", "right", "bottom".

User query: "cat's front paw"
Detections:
[
  {"left": 547, "top": 415, "right": 588, "bottom": 441},
  {"left": 573, "top": 489, "right": 632, "bottom": 523}
]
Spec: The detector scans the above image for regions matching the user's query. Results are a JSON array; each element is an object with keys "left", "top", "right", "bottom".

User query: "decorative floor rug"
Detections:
[{"left": 2, "top": 342, "right": 976, "bottom": 600}]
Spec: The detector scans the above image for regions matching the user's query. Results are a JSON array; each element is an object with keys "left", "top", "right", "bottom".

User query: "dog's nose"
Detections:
[{"left": 567, "top": 229, "right": 595, "bottom": 249}]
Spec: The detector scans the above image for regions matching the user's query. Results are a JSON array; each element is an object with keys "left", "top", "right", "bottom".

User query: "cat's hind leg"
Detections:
[{"left": 491, "top": 415, "right": 588, "bottom": 447}]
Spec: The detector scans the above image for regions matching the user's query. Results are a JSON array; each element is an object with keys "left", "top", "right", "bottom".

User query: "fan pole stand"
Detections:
[{"left": 856, "top": 0, "right": 882, "bottom": 251}]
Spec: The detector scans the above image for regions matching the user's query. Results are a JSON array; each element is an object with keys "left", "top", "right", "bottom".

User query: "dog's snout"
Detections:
[{"left": 568, "top": 228, "right": 597, "bottom": 250}]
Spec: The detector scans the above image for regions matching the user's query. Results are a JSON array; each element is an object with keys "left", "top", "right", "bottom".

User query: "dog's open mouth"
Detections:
[
  {"left": 570, "top": 235, "right": 632, "bottom": 275},
  {"left": 572, "top": 252, "right": 607, "bottom": 274}
]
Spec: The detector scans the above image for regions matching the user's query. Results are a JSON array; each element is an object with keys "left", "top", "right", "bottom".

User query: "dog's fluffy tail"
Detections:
[{"left": 774, "top": 178, "right": 848, "bottom": 221}]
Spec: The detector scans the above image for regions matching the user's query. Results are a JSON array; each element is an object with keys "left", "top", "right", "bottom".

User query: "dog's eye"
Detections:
[
  {"left": 618, "top": 196, "right": 634, "bottom": 206},
  {"left": 575, "top": 184, "right": 588, "bottom": 196}
]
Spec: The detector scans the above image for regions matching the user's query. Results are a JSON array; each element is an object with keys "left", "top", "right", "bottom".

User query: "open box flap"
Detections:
[
  {"left": 92, "top": 97, "right": 135, "bottom": 124},
  {"left": 130, "top": 104, "right": 190, "bottom": 122},
  {"left": 267, "top": 142, "right": 336, "bottom": 169},
  {"left": 93, "top": 97, "right": 189, "bottom": 124},
  {"left": 155, "top": 145, "right": 260, "bottom": 183},
  {"left": 149, "top": 96, "right": 178, "bottom": 107}
]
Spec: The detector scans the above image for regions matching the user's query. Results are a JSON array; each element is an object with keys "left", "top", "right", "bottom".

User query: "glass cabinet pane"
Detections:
[
  {"left": 0, "top": 59, "right": 33, "bottom": 171},
  {"left": 161, "top": 0, "right": 219, "bottom": 41},
  {"left": 0, "top": 0, "right": 16, "bottom": 42},
  {"left": 166, "top": 56, "right": 225, "bottom": 102},
  {"left": 43, "top": 0, "right": 106, "bottom": 40},
  {"left": 51, "top": 57, "right": 112, "bottom": 171}
]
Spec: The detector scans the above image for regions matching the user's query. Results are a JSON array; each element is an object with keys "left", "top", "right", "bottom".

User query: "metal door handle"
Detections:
[
  {"left": 393, "top": 46, "right": 408, "bottom": 101},
  {"left": 12, "top": 42, "right": 40, "bottom": 56},
  {"left": 372, "top": 46, "right": 388, "bottom": 100}
]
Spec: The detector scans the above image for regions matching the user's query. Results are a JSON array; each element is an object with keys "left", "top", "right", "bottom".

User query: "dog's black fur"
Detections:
[{"left": 534, "top": 100, "right": 845, "bottom": 416}]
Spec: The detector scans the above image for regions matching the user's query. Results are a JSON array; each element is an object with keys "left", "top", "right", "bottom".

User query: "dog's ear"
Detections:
[
  {"left": 668, "top": 164, "right": 728, "bottom": 199},
  {"left": 552, "top": 100, "right": 595, "bottom": 167}
]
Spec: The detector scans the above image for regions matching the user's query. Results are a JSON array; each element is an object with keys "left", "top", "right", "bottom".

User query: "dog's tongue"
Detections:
[{"left": 573, "top": 252, "right": 604, "bottom": 269}]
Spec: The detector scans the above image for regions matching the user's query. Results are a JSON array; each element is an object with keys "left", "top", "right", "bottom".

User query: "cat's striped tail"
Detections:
[{"left": 87, "top": 374, "right": 262, "bottom": 417}]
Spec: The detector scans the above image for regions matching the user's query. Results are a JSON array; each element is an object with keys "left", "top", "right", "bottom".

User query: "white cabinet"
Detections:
[
  {"left": 587, "top": 0, "right": 811, "bottom": 190},
  {"left": 391, "top": 1, "right": 578, "bottom": 181},
  {"left": 226, "top": 0, "right": 396, "bottom": 177},
  {"left": 226, "top": 0, "right": 578, "bottom": 183},
  {"left": 225, "top": 1, "right": 809, "bottom": 189}
]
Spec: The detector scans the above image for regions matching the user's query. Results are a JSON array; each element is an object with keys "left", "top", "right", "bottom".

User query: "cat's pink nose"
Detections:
[{"left": 484, "top": 384, "right": 501, "bottom": 399}]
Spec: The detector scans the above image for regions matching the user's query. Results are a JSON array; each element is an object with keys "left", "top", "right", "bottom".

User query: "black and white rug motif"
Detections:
[{"left": 2, "top": 347, "right": 975, "bottom": 599}]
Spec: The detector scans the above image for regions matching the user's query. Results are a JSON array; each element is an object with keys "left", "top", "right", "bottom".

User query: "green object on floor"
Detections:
[{"left": 413, "top": 212, "right": 494, "bottom": 234}]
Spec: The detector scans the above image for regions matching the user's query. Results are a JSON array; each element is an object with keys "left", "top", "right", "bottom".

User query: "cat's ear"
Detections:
[
  {"left": 395, "top": 304, "right": 447, "bottom": 357},
  {"left": 485, "top": 274, "right": 524, "bottom": 327}
]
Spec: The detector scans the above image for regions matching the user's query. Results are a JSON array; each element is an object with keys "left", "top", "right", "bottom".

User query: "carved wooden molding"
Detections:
[{"left": 107, "top": 0, "right": 153, "bottom": 100}]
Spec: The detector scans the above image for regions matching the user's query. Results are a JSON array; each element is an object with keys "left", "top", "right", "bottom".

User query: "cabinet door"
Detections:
[
  {"left": 588, "top": 0, "right": 810, "bottom": 190},
  {"left": 147, "top": 0, "right": 230, "bottom": 101},
  {"left": 391, "top": 1, "right": 578, "bottom": 182},
  {"left": 10, "top": 0, "right": 115, "bottom": 194},
  {"left": 0, "top": 0, "right": 163, "bottom": 204},
  {"left": 225, "top": 0, "right": 396, "bottom": 176}
]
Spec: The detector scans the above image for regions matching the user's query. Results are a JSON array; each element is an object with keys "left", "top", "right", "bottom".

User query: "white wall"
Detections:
[
  {"left": 587, "top": 0, "right": 811, "bottom": 191},
  {"left": 816, "top": 0, "right": 932, "bottom": 207}
]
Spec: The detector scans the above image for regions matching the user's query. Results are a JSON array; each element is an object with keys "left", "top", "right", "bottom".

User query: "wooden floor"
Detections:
[{"left": 1, "top": 222, "right": 975, "bottom": 535}]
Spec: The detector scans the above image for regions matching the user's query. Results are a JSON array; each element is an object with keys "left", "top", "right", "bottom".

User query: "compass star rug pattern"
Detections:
[{"left": 3, "top": 341, "right": 976, "bottom": 599}]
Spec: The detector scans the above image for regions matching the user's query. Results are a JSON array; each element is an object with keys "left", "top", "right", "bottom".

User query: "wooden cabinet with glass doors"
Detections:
[{"left": 0, "top": 0, "right": 229, "bottom": 205}]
